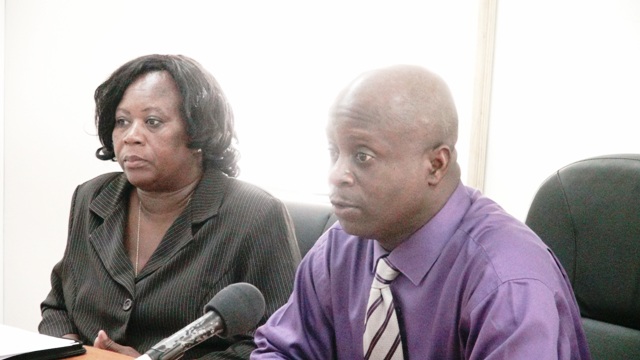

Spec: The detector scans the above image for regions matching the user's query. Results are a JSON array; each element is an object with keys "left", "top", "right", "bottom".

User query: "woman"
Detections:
[{"left": 38, "top": 54, "right": 301, "bottom": 359}]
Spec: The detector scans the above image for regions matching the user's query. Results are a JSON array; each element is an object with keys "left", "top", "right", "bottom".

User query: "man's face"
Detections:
[{"left": 327, "top": 110, "right": 433, "bottom": 250}]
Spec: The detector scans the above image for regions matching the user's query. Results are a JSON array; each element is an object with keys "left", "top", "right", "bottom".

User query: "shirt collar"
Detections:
[{"left": 385, "top": 182, "right": 471, "bottom": 285}]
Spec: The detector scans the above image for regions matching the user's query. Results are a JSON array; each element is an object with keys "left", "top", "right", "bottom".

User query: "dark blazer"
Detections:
[{"left": 39, "top": 167, "right": 301, "bottom": 359}]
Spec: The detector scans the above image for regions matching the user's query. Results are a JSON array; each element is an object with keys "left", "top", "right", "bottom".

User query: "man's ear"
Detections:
[{"left": 426, "top": 145, "right": 451, "bottom": 186}]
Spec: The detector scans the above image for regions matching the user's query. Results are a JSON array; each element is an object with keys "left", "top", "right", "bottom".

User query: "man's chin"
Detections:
[{"left": 336, "top": 218, "right": 374, "bottom": 239}]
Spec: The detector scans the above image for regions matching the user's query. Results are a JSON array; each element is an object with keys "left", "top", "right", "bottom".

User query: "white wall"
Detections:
[
  {"left": 2, "top": 0, "right": 480, "bottom": 331},
  {"left": 486, "top": 0, "right": 640, "bottom": 220}
]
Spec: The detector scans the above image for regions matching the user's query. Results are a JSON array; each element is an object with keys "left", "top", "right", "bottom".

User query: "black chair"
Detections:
[
  {"left": 284, "top": 201, "right": 337, "bottom": 258},
  {"left": 525, "top": 154, "right": 640, "bottom": 359}
]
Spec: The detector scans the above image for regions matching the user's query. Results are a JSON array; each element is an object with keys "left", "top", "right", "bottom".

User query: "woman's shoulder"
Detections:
[
  {"left": 73, "top": 172, "right": 125, "bottom": 202},
  {"left": 227, "top": 177, "right": 278, "bottom": 199},
  {"left": 212, "top": 179, "right": 292, "bottom": 223},
  {"left": 77, "top": 172, "right": 123, "bottom": 191}
]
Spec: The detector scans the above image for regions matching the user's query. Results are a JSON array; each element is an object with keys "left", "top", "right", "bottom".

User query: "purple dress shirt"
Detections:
[{"left": 252, "top": 184, "right": 591, "bottom": 359}]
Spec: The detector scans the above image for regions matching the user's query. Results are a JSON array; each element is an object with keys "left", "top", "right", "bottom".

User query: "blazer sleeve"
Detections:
[
  {"left": 39, "top": 186, "right": 81, "bottom": 337},
  {"left": 198, "top": 195, "right": 301, "bottom": 360}
]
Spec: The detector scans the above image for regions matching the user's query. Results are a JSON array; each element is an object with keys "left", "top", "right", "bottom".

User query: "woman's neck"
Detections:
[{"left": 135, "top": 175, "right": 200, "bottom": 216}]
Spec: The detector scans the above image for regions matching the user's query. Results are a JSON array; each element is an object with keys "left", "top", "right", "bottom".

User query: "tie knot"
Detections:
[{"left": 373, "top": 256, "right": 400, "bottom": 288}]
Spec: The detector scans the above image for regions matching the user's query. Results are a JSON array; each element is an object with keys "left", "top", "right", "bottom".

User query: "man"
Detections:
[{"left": 251, "top": 65, "right": 591, "bottom": 359}]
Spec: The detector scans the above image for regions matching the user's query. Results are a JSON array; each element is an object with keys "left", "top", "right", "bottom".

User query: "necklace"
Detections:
[
  {"left": 136, "top": 199, "right": 141, "bottom": 275},
  {"left": 135, "top": 195, "right": 192, "bottom": 276}
]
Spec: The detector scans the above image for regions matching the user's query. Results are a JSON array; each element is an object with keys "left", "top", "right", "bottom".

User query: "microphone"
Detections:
[{"left": 136, "top": 282, "right": 266, "bottom": 360}]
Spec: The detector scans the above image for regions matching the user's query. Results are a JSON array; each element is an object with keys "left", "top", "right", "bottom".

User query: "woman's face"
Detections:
[{"left": 113, "top": 71, "right": 202, "bottom": 191}]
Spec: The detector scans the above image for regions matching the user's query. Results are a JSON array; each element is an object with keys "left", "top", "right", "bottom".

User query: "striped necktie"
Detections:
[{"left": 363, "top": 256, "right": 404, "bottom": 360}]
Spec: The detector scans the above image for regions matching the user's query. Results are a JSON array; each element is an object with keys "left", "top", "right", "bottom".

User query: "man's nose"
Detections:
[{"left": 329, "top": 158, "right": 354, "bottom": 187}]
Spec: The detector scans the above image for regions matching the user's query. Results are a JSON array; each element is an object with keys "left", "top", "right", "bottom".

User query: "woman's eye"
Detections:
[
  {"left": 115, "top": 118, "right": 127, "bottom": 127},
  {"left": 355, "top": 152, "right": 372, "bottom": 163},
  {"left": 147, "top": 118, "right": 161, "bottom": 127}
]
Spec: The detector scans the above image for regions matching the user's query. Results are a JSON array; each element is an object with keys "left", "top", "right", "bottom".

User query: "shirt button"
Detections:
[{"left": 123, "top": 298, "right": 133, "bottom": 311}]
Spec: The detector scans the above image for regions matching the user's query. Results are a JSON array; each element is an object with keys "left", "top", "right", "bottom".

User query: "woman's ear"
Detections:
[{"left": 426, "top": 145, "right": 451, "bottom": 186}]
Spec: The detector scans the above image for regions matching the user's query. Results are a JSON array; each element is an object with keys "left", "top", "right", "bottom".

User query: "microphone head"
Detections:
[{"left": 204, "top": 282, "right": 266, "bottom": 338}]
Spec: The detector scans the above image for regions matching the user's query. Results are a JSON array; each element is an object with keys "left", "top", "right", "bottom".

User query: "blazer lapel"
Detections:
[{"left": 88, "top": 174, "right": 136, "bottom": 295}]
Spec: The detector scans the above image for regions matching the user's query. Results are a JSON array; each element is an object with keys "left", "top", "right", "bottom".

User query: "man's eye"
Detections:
[
  {"left": 355, "top": 152, "right": 372, "bottom": 163},
  {"left": 328, "top": 148, "right": 339, "bottom": 162}
]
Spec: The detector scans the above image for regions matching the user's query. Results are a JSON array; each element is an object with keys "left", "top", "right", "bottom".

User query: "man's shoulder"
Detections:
[
  {"left": 462, "top": 188, "right": 542, "bottom": 251},
  {"left": 460, "top": 191, "right": 560, "bottom": 282}
]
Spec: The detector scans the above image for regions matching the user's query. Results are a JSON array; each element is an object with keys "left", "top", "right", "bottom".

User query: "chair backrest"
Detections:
[
  {"left": 284, "top": 201, "right": 337, "bottom": 258},
  {"left": 525, "top": 154, "right": 640, "bottom": 359}
]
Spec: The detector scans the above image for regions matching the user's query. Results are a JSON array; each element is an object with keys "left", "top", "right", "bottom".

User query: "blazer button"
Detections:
[{"left": 123, "top": 298, "right": 133, "bottom": 311}]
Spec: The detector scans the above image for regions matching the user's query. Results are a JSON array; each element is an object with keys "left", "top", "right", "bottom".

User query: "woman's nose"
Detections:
[{"left": 123, "top": 121, "right": 143, "bottom": 144}]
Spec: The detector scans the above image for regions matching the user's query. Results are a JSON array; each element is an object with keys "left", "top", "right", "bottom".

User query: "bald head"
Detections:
[
  {"left": 331, "top": 65, "right": 458, "bottom": 151},
  {"left": 327, "top": 65, "right": 461, "bottom": 248}
]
